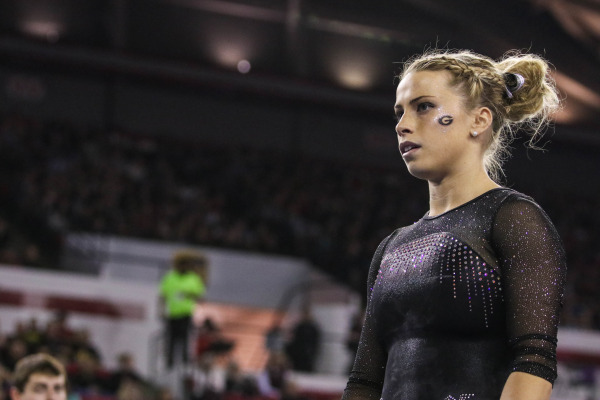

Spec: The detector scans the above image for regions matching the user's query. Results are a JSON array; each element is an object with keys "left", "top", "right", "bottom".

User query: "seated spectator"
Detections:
[
  {"left": 279, "top": 381, "right": 310, "bottom": 400},
  {"left": 70, "top": 329, "right": 101, "bottom": 364},
  {"left": 156, "top": 386, "right": 175, "bottom": 400},
  {"left": 116, "top": 379, "right": 146, "bottom": 400},
  {"left": 19, "top": 319, "right": 43, "bottom": 355},
  {"left": 108, "top": 352, "right": 145, "bottom": 394},
  {"left": 9, "top": 353, "right": 67, "bottom": 400},
  {"left": 222, "top": 360, "right": 258, "bottom": 399},
  {"left": 185, "top": 354, "right": 225, "bottom": 400},
  {"left": 195, "top": 318, "right": 235, "bottom": 360},
  {"left": 38, "top": 321, "right": 69, "bottom": 360},
  {"left": 49, "top": 312, "right": 74, "bottom": 343},
  {"left": 1, "top": 339, "right": 28, "bottom": 373},
  {"left": 0, "top": 363, "right": 10, "bottom": 400},
  {"left": 256, "top": 351, "right": 291, "bottom": 397},
  {"left": 264, "top": 325, "right": 285, "bottom": 353},
  {"left": 66, "top": 349, "right": 110, "bottom": 395}
]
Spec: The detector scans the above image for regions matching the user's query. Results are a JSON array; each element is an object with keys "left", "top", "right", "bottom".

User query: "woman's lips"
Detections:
[{"left": 399, "top": 141, "right": 421, "bottom": 156}]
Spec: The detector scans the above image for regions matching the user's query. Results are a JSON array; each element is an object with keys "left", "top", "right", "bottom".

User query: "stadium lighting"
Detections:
[
  {"left": 20, "top": 20, "right": 63, "bottom": 43},
  {"left": 329, "top": 52, "right": 378, "bottom": 90},
  {"left": 237, "top": 59, "right": 251, "bottom": 74}
]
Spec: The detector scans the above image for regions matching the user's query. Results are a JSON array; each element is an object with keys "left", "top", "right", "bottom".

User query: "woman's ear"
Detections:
[{"left": 472, "top": 106, "right": 493, "bottom": 134}]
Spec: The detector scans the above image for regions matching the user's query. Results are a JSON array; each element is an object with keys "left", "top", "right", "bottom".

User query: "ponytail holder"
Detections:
[{"left": 503, "top": 73, "right": 525, "bottom": 99}]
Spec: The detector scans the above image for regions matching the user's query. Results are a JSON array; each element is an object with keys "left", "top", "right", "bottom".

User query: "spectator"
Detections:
[
  {"left": 0, "top": 363, "right": 10, "bottom": 400},
  {"left": 9, "top": 353, "right": 67, "bottom": 400},
  {"left": 20, "top": 319, "right": 43, "bottom": 355},
  {"left": 280, "top": 381, "right": 310, "bottom": 400},
  {"left": 264, "top": 324, "right": 285, "bottom": 353},
  {"left": 256, "top": 351, "right": 291, "bottom": 397},
  {"left": 1, "top": 339, "right": 28, "bottom": 373},
  {"left": 156, "top": 386, "right": 175, "bottom": 400},
  {"left": 223, "top": 360, "right": 258, "bottom": 398},
  {"left": 0, "top": 315, "right": 163, "bottom": 399},
  {"left": 159, "top": 250, "right": 207, "bottom": 369},
  {"left": 184, "top": 354, "right": 225, "bottom": 400},
  {"left": 194, "top": 318, "right": 234, "bottom": 360},
  {"left": 69, "top": 329, "right": 101, "bottom": 364},
  {"left": 37, "top": 321, "right": 68, "bottom": 361},
  {"left": 285, "top": 307, "right": 321, "bottom": 373},
  {"left": 108, "top": 352, "right": 145, "bottom": 394},
  {"left": 116, "top": 379, "right": 146, "bottom": 400},
  {"left": 66, "top": 349, "right": 110, "bottom": 395}
]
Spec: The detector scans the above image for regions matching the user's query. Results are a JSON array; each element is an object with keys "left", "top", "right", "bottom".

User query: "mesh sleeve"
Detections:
[
  {"left": 342, "top": 234, "right": 393, "bottom": 400},
  {"left": 492, "top": 195, "right": 567, "bottom": 384}
]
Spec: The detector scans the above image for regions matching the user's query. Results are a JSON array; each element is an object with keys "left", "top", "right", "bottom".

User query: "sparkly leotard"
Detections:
[{"left": 343, "top": 188, "right": 566, "bottom": 400}]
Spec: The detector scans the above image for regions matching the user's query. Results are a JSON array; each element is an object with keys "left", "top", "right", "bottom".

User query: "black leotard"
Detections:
[{"left": 343, "top": 188, "right": 566, "bottom": 400}]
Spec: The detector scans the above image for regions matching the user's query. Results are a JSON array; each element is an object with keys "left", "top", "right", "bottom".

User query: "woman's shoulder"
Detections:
[
  {"left": 497, "top": 187, "right": 534, "bottom": 201},
  {"left": 496, "top": 187, "right": 544, "bottom": 211},
  {"left": 484, "top": 186, "right": 533, "bottom": 204},
  {"left": 493, "top": 187, "right": 556, "bottom": 228}
]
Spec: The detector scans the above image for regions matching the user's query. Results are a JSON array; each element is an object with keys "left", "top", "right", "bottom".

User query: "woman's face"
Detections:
[{"left": 394, "top": 70, "right": 476, "bottom": 182}]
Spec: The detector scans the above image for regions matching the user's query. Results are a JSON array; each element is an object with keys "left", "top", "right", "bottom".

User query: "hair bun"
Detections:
[{"left": 503, "top": 73, "right": 525, "bottom": 99}]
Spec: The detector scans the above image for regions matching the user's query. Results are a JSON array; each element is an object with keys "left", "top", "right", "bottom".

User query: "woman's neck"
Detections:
[{"left": 427, "top": 170, "right": 500, "bottom": 217}]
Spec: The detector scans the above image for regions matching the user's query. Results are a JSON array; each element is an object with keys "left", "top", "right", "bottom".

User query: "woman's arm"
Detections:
[
  {"left": 342, "top": 234, "right": 394, "bottom": 400},
  {"left": 500, "top": 372, "right": 552, "bottom": 400},
  {"left": 493, "top": 195, "right": 567, "bottom": 396}
]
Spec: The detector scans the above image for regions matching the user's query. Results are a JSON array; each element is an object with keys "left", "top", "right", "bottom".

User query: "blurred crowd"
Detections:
[
  {"left": 0, "top": 113, "right": 599, "bottom": 331},
  {"left": 0, "top": 311, "right": 170, "bottom": 400},
  {"left": 0, "top": 310, "right": 323, "bottom": 400}
]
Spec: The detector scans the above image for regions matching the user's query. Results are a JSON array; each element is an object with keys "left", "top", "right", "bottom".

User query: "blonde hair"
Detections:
[{"left": 399, "top": 49, "right": 560, "bottom": 182}]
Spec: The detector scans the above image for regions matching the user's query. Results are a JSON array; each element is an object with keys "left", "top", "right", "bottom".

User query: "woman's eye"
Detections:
[
  {"left": 417, "top": 102, "right": 434, "bottom": 112},
  {"left": 394, "top": 111, "right": 404, "bottom": 121}
]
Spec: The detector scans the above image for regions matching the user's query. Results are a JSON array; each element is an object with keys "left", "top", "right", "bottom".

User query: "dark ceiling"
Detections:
[{"left": 1, "top": 0, "right": 600, "bottom": 142}]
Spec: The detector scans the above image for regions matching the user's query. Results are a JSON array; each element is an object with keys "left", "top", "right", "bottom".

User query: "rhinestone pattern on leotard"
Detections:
[{"left": 375, "top": 232, "right": 503, "bottom": 330}]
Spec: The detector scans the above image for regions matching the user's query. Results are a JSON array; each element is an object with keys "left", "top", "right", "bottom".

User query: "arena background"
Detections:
[{"left": 1, "top": 1, "right": 600, "bottom": 400}]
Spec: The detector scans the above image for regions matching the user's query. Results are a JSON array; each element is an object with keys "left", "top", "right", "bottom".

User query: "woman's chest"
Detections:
[{"left": 370, "top": 232, "right": 506, "bottom": 342}]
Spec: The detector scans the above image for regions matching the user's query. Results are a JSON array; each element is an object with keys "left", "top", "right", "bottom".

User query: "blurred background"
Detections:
[{"left": 0, "top": 0, "right": 599, "bottom": 399}]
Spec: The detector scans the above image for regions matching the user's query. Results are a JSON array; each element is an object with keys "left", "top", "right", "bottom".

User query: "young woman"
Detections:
[{"left": 342, "top": 50, "right": 567, "bottom": 400}]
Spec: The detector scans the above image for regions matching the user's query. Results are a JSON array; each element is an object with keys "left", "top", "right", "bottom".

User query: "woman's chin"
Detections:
[{"left": 405, "top": 164, "right": 432, "bottom": 181}]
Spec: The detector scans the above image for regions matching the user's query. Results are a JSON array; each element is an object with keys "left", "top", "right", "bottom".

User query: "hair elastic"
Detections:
[{"left": 503, "top": 73, "right": 525, "bottom": 99}]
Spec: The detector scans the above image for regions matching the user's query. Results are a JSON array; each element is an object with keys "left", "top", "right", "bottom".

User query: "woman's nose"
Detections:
[{"left": 395, "top": 117, "right": 413, "bottom": 137}]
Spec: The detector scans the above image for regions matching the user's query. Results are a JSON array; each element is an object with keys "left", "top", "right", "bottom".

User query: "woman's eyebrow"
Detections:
[{"left": 394, "top": 95, "right": 434, "bottom": 110}]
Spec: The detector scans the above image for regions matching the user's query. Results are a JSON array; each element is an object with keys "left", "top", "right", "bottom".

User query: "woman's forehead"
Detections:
[{"left": 396, "top": 70, "right": 453, "bottom": 100}]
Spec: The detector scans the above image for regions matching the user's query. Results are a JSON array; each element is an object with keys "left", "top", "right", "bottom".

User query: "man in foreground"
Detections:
[{"left": 10, "top": 353, "right": 67, "bottom": 400}]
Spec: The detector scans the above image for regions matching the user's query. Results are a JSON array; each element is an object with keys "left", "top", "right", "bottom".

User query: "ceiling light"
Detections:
[
  {"left": 237, "top": 59, "right": 251, "bottom": 74},
  {"left": 20, "top": 20, "right": 62, "bottom": 43},
  {"left": 203, "top": 20, "right": 262, "bottom": 70},
  {"left": 329, "top": 53, "right": 378, "bottom": 90}
]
